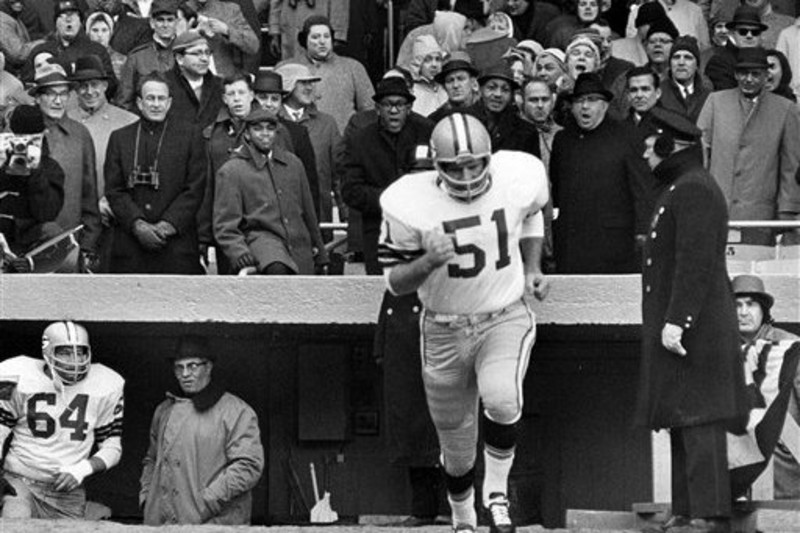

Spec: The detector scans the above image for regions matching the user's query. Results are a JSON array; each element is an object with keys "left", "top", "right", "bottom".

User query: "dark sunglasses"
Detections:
[{"left": 736, "top": 28, "right": 762, "bottom": 37}]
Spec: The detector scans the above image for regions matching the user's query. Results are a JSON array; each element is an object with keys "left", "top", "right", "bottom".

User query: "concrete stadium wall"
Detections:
[{"left": 0, "top": 274, "right": 798, "bottom": 526}]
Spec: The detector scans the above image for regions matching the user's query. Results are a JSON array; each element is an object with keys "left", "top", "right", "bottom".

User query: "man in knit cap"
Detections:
[
  {"left": 644, "top": 16, "right": 680, "bottom": 81},
  {"left": 658, "top": 35, "right": 711, "bottom": 121}
]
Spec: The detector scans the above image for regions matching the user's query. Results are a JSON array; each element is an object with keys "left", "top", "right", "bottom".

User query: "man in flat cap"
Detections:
[
  {"left": 140, "top": 335, "right": 264, "bottom": 524},
  {"left": 213, "top": 108, "right": 328, "bottom": 275},
  {"left": 729, "top": 274, "right": 800, "bottom": 500},
  {"left": 698, "top": 46, "right": 800, "bottom": 246},
  {"left": 164, "top": 30, "right": 223, "bottom": 129},
  {"left": 116, "top": 0, "right": 179, "bottom": 111},
  {"left": 636, "top": 107, "right": 747, "bottom": 533}
]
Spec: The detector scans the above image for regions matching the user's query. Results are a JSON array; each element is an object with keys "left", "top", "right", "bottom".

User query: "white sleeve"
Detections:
[
  {"left": 93, "top": 385, "right": 124, "bottom": 470},
  {"left": 521, "top": 211, "right": 544, "bottom": 238}
]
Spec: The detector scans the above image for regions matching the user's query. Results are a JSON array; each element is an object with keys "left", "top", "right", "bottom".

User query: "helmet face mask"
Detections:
[
  {"left": 431, "top": 113, "right": 492, "bottom": 202},
  {"left": 42, "top": 321, "right": 91, "bottom": 386}
]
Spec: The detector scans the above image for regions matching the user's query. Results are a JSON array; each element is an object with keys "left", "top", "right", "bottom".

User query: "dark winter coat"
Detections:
[
  {"left": 635, "top": 147, "right": 748, "bottom": 430},
  {"left": 164, "top": 65, "right": 224, "bottom": 130},
  {"left": 550, "top": 117, "right": 654, "bottom": 273},
  {"left": 704, "top": 41, "right": 738, "bottom": 91},
  {"left": 105, "top": 118, "right": 206, "bottom": 274},
  {"left": 341, "top": 115, "right": 433, "bottom": 274},
  {"left": 658, "top": 75, "right": 711, "bottom": 123},
  {"left": 468, "top": 101, "right": 541, "bottom": 158}
]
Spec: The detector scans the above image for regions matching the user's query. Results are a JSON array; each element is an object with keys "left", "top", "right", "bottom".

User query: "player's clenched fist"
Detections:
[{"left": 422, "top": 227, "right": 455, "bottom": 269}]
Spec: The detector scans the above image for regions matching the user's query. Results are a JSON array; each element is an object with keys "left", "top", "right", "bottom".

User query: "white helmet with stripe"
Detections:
[
  {"left": 41, "top": 321, "right": 91, "bottom": 386},
  {"left": 430, "top": 112, "right": 492, "bottom": 202}
]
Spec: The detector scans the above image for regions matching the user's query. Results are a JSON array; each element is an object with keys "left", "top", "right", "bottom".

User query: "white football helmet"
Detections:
[
  {"left": 41, "top": 321, "right": 91, "bottom": 386},
  {"left": 430, "top": 112, "right": 492, "bottom": 202}
]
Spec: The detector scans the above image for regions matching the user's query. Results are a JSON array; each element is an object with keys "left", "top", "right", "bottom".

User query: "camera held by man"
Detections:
[{"left": 0, "top": 105, "right": 65, "bottom": 273}]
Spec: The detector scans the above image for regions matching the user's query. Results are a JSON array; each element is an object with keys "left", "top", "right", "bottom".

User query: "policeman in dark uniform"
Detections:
[
  {"left": 636, "top": 107, "right": 747, "bottom": 533},
  {"left": 116, "top": 0, "right": 179, "bottom": 111}
]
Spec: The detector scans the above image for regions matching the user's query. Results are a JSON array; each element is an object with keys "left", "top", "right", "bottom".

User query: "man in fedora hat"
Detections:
[
  {"left": 468, "top": 63, "right": 540, "bottom": 157},
  {"left": 213, "top": 107, "right": 328, "bottom": 275},
  {"left": 140, "top": 334, "right": 264, "bottom": 524},
  {"left": 30, "top": 61, "right": 102, "bottom": 271},
  {"left": 698, "top": 46, "right": 800, "bottom": 245},
  {"left": 705, "top": 5, "right": 768, "bottom": 89},
  {"left": 341, "top": 76, "right": 433, "bottom": 275},
  {"left": 729, "top": 274, "right": 800, "bottom": 499},
  {"left": 550, "top": 72, "right": 653, "bottom": 274},
  {"left": 22, "top": 0, "right": 116, "bottom": 96},
  {"left": 116, "top": 0, "right": 180, "bottom": 111},
  {"left": 164, "top": 29, "right": 223, "bottom": 129},
  {"left": 429, "top": 53, "right": 481, "bottom": 124},
  {"left": 637, "top": 107, "right": 747, "bottom": 533}
]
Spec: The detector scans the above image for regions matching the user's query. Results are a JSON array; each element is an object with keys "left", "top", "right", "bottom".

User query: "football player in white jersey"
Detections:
[
  {"left": 0, "top": 321, "right": 125, "bottom": 518},
  {"left": 378, "top": 112, "right": 550, "bottom": 533}
]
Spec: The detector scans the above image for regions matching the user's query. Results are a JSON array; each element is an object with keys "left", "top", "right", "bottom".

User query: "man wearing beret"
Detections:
[
  {"left": 213, "top": 108, "right": 328, "bottom": 275},
  {"left": 550, "top": 72, "right": 653, "bottom": 274},
  {"left": 105, "top": 71, "right": 207, "bottom": 273},
  {"left": 22, "top": 0, "right": 116, "bottom": 97},
  {"left": 729, "top": 274, "right": 800, "bottom": 499},
  {"left": 116, "top": 0, "right": 179, "bottom": 111},
  {"left": 164, "top": 30, "right": 223, "bottom": 129},
  {"left": 636, "top": 107, "right": 747, "bottom": 533},
  {"left": 140, "top": 335, "right": 264, "bottom": 524},
  {"left": 697, "top": 46, "right": 800, "bottom": 246}
]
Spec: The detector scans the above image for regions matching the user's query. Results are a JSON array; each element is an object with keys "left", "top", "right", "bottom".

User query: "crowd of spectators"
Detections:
[{"left": 1, "top": 0, "right": 799, "bottom": 275}]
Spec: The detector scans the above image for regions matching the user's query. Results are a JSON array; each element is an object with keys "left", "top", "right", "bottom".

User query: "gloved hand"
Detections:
[
  {"left": 80, "top": 250, "right": 100, "bottom": 273},
  {"left": 133, "top": 219, "right": 166, "bottom": 251},
  {"left": 0, "top": 476, "right": 17, "bottom": 497},
  {"left": 5, "top": 256, "right": 33, "bottom": 273},
  {"left": 234, "top": 251, "right": 258, "bottom": 272},
  {"left": 153, "top": 220, "right": 177, "bottom": 239}
]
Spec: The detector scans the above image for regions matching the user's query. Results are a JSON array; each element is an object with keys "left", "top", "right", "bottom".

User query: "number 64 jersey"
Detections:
[
  {"left": 379, "top": 150, "right": 549, "bottom": 315},
  {"left": 0, "top": 355, "right": 125, "bottom": 480}
]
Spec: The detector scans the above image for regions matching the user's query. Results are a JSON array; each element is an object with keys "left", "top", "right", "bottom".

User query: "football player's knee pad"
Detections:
[
  {"left": 483, "top": 415, "right": 518, "bottom": 451},
  {"left": 442, "top": 465, "right": 475, "bottom": 497},
  {"left": 439, "top": 428, "right": 478, "bottom": 478}
]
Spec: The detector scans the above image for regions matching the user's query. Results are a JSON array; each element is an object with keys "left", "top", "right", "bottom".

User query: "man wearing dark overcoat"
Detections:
[
  {"left": 636, "top": 107, "right": 748, "bottom": 533},
  {"left": 105, "top": 71, "right": 206, "bottom": 274},
  {"left": 550, "top": 72, "right": 653, "bottom": 274}
]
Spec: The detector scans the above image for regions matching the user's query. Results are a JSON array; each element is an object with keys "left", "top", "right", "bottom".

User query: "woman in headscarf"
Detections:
[
  {"left": 396, "top": 10, "right": 468, "bottom": 69},
  {"left": 404, "top": 35, "right": 448, "bottom": 117},
  {"left": 85, "top": 11, "right": 126, "bottom": 80}
]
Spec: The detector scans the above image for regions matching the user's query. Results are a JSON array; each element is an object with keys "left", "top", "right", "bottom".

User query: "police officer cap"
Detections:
[
  {"left": 151, "top": 0, "right": 178, "bottom": 17},
  {"left": 244, "top": 107, "right": 279, "bottom": 125},
  {"left": 649, "top": 107, "right": 701, "bottom": 142}
]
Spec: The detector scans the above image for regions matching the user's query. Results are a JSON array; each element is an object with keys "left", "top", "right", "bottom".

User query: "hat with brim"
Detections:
[
  {"left": 567, "top": 72, "right": 613, "bottom": 101},
  {"left": 172, "top": 334, "right": 215, "bottom": 362},
  {"left": 69, "top": 54, "right": 110, "bottom": 82},
  {"left": 372, "top": 77, "right": 415, "bottom": 103},
  {"left": 726, "top": 5, "right": 768, "bottom": 31},
  {"left": 735, "top": 47, "right": 769, "bottom": 70},
  {"left": 731, "top": 274, "right": 774, "bottom": 310},
  {"left": 29, "top": 63, "right": 74, "bottom": 96},
  {"left": 477, "top": 63, "right": 519, "bottom": 90},
  {"left": 253, "top": 69, "right": 288, "bottom": 95},
  {"left": 649, "top": 106, "right": 701, "bottom": 143},
  {"left": 244, "top": 107, "right": 279, "bottom": 125},
  {"left": 435, "top": 57, "right": 479, "bottom": 84},
  {"left": 151, "top": 0, "right": 178, "bottom": 17},
  {"left": 172, "top": 30, "right": 209, "bottom": 53}
]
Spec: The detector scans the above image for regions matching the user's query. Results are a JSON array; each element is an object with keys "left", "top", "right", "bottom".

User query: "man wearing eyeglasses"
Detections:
[
  {"left": 164, "top": 29, "right": 223, "bottom": 129},
  {"left": 698, "top": 46, "right": 800, "bottom": 246},
  {"left": 706, "top": 5, "right": 768, "bottom": 89},
  {"left": 341, "top": 76, "right": 434, "bottom": 275},
  {"left": 140, "top": 335, "right": 264, "bottom": 525}
]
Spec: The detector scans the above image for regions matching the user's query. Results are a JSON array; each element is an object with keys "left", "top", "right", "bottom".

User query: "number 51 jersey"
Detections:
[
  {"left": 0, "top": 355, "right": 125, "bottom": 479},
  {"left": 379, "top": 150, "right": 549, "bottom": 315}
]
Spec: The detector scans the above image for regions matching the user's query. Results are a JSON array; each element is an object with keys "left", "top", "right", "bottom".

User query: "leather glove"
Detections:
[
  {"left": 0, "top": 477, "right": 17, "bottom": 497},
  {"left": 6, "top": 256, "right": 33, "bottom": 273},
  {"left": 133, "top": 219, "right": 166, "bottom": 251},
  {"left": 80, "top": 250, "right": 100, "bottom": 273},
  {"left": 234, "top": 251, "right": 258, "bottom": 272},
  {"left": 153, "top": 220, "right": 177, "bottom": 239}
]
